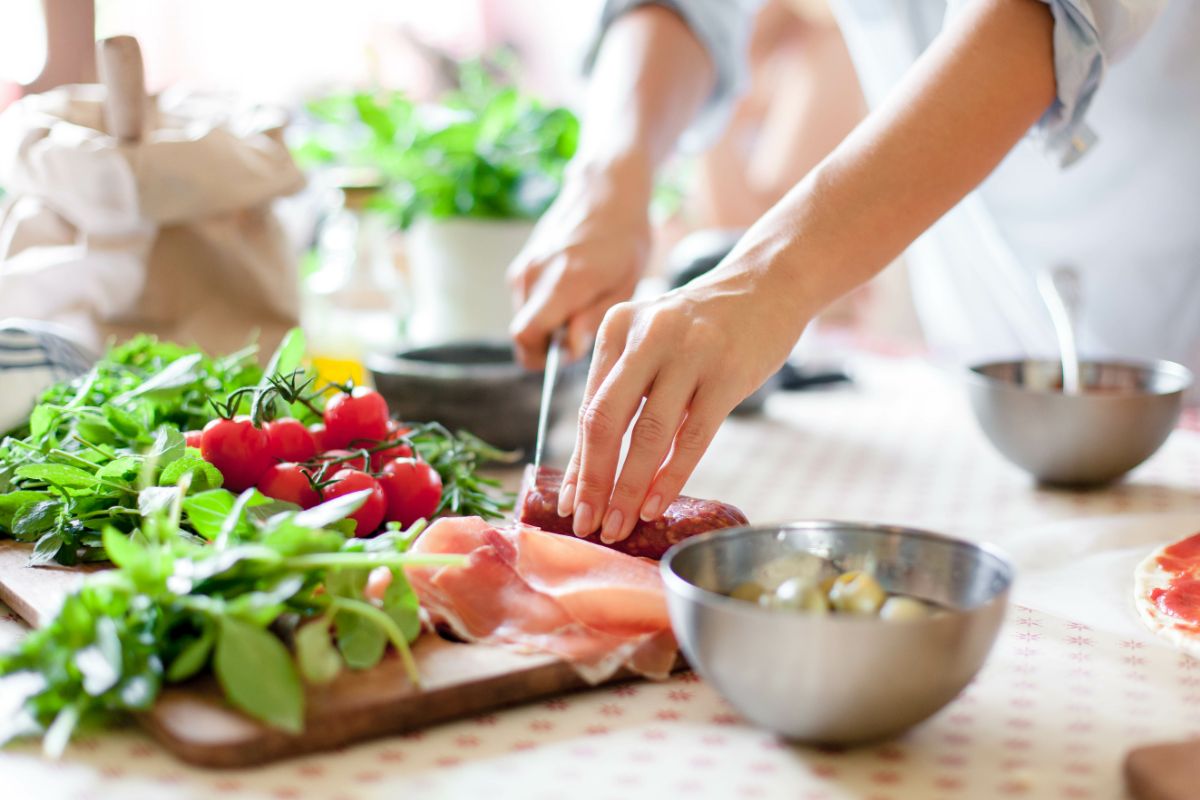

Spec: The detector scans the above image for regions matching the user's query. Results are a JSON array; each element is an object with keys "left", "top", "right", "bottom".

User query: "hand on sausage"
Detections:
[
  {"left": 508, "top": 159, "right": 653, "bottom": 369},
  {"left": 559, "top": 263, "right": 808, "bottom": 544}
]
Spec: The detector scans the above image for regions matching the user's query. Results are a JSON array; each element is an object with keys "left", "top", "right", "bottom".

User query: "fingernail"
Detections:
[
  {"left": 640, "top": 494, "right": 663, "bottom": 522},
  {"left": 600, "top": 508, "right": 623, "bottom": 544},
  {"left": 573, "top": 501, "right": 595, "bottom": 537},
  {"left": 557, "top": 482, "right": 576, "bottom": 517}
]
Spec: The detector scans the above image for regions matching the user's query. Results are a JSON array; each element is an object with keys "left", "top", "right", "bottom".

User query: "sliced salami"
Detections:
[{"left": 517, "top": 465, "right": 749, "bottom": 560}]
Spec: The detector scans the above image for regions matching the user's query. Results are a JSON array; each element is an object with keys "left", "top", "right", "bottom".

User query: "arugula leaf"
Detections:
[
  {"left": 166, "top": 625, "right": 215, "bottom": 682},
  {"left": 214, "top": 617, "right": 305, "bottom": 734},
  {"left": 295, "top": 619, "right": 342, "bottom": 684},
  {"left": 110, "top": 353, "right": 204, "bottom": 405},
  {"left": 334, "top": 609, "right": 387, "bottom": 670}
]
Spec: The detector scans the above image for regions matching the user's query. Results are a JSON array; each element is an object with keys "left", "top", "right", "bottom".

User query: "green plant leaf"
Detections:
[
  {"left": 137, "top": 486, "right": 179, "bottom": 518},
  {"left": 295, "top": 620, "right": 342, "bottom": 685},
  {"left": 28, "top": 531, "right": 63, "bottom": 565},
  {"left": 13, "top": 500, "right": 61, "bottom": 537},
  {"left": 166, "top": 626, "right": 215, "bottom": 682},
  {"left": 213, "top": 617, "right": 305, "bottom": 734},
  {"left": 15, "top": 464, "right": 97, "bottom": 488},
  {"left": 76, "top": 616, "right": 122, "bottom": 696},
  {"left": 145, "top": 427, "right": 186, "bottom": 469},
  {"left": 0, "top": 491, "right": 51, "bottom": 529},
  {"left": 110, "top": 353, "right": 204, "bottom": 404},
  {"left": 28, "top": 405, "right": 59, "bottom": 441},
  {"left": 382, "top": 570, "right": 421, "bottom": 643},
  {"left": 96, "top": 456, "right": 142, "bottom": 483},
  {"left": 334, "top": 609, "right": 387, "bottom": 670},
  {"left": 101, "top": 526, "right": 146, "bottom": 570},
  {"left": 291, "top": 490, "right": 369, "bottom": 530},
  {"left": 159, "top": 452, "right": 223, "bottom": 492}
]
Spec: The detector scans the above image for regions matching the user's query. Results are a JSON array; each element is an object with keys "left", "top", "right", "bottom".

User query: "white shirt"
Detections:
[{"left": 595, "top": 0, "right": 1200, "bottom": 388}]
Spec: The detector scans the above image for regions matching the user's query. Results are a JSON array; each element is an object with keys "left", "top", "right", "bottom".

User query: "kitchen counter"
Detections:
[{"left": 3, "top": 354, "right": 1198, "bottom": 799}]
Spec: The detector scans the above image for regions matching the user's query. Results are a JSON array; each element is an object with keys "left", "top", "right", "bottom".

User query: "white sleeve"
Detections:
[{"left": 585, "top": 0, "right": 765, "bottom": 151}]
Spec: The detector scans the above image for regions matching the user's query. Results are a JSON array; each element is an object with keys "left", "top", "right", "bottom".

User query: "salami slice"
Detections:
[{"left": 517, "top": 465, "right": 749, "bottom": 560}]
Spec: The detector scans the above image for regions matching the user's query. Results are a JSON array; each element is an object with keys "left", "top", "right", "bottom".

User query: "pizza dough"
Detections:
[{"left": 1134, "top": 531, "right": 1200, "bottom": 659}]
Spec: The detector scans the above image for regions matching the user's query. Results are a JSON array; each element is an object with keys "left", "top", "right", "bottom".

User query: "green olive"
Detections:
[
  {"left": 880, "top": 596, "right": 932, "bottom": 621},
  {"left": 756, "top": 553, "right": 837, "bottom": 592},
  {"left": 828, "top": 570, "right": 887, "bottom": 615},
  {"left": 729, "top": 581, "right": 766, "bottom": 603}
]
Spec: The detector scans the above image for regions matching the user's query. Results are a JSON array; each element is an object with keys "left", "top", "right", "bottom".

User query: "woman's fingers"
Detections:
[
  {"left": 599, "top": 369, "right": 694, "bottom": 543},
  {"left": 640, "top": 387, "right": 729, "bottom": 521},
  {"left": 558, "top": 304, "right": 632, "bottom": 519}
]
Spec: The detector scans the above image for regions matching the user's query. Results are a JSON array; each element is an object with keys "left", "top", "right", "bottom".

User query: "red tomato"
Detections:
[
  {"left": 257, "top": 463, "right": 320, "bottom": 509},
  {"left": 317, "top": 448, "right": 369, "bottom": 473},
  {"left": 369, "top": 422, "right": 413, "bottom": 471},
  {"left": 184, "top": 430, "right": 204, "bottom": 450},
  {"left": 200, "top": 416, "right": 273, "bottom": 492},
  {"left": 323, "top": 387, "right": 389, "bottom": 449},
  {"left": 264, "top": 418, "right": 317, "bottom": 463},
  {"left": 323, "top": 469, "right": 386, "bottom": 537},
  {"left": 377, "top": 457, "right": 442, "bottom": 527},
  {"left": 308, "top": 423, "right": 329, "bottom": 452}
]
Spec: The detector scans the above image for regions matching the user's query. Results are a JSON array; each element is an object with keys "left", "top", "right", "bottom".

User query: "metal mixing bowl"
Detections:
[
  {"left": 661, "top": 522, "right": 1013, "bottom": 745},
  {"left": 966, "top": 359, "right": 1191, "bottom": 486}
]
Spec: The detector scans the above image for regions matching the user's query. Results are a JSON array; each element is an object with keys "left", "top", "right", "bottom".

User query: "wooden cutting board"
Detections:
[{"left": 0, "top": 540, "right": 651, "bottom": 768}]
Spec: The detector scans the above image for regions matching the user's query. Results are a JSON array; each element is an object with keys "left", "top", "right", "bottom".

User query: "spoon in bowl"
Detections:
[{"left": 1036, "top": 265, "right": 1082, "bottom": 394}]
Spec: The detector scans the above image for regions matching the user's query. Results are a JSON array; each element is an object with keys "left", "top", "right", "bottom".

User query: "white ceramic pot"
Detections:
[{"left": 404, "top": 217, "right": 535, "bottom": 345}]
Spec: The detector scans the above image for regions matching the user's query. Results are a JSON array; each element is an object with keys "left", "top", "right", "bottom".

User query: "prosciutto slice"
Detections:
[{"left": 404, "top": 516, "right": 678, "bottom": 683}]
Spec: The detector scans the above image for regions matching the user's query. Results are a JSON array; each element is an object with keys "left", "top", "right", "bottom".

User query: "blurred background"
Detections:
[{"left": 0, "top": 0, "right": 923, "bottom": 384}]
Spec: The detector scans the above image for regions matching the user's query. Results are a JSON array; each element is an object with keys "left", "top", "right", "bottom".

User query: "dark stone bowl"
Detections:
[{"left": 365, "top": 341, "right": 586, "bottom": 457}]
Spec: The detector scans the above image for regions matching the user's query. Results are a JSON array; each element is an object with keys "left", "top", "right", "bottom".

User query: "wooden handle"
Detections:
[{"left": 96, "top": 35, "right": 146, "bottom": 144}]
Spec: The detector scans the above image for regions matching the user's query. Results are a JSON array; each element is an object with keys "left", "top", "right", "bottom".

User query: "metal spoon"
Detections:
[{"left": 1035, "top": 265, "right": 1082, "bottom": 394}]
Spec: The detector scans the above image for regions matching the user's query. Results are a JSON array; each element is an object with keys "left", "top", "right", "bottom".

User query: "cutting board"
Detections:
[{"left": 0, "top": 540, "right": 658, "bottom": 768}]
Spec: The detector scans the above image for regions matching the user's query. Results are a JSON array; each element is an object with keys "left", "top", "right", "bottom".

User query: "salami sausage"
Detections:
[{"left": 517, "top": 465, "right": 749, "bottom": 559}]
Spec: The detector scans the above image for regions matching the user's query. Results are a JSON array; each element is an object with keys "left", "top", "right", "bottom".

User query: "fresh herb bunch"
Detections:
[
  {"left": 0, "top": 332, "right": 313, "bottom": 565},
  {"left": 294, "top": 55, "right": 579, "bottom": 228},
  {"left": 0, "top": 482, "right": 461, "bottom": 756},
  {"left": 408, "top": 422, "right": 518, "bottom": 519}
]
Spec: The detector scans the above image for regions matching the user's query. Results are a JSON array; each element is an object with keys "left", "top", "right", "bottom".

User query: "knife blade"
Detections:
[{"left": 533, "top": 328, "right": 566, "bottom": 470}]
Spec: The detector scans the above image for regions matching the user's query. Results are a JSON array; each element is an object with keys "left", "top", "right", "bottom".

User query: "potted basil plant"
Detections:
[{"left": 297, "top": 67, "right": 579, "bottom": 345}]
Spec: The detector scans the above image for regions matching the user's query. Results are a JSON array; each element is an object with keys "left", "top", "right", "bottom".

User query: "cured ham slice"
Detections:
[{"left": 404, "top": 516, "right": 678, "bottom": 683}]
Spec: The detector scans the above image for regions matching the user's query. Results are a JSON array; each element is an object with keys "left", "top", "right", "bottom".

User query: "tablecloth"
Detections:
[{"left": 2, "top": 356, "right": 1198, "bottom": 799}]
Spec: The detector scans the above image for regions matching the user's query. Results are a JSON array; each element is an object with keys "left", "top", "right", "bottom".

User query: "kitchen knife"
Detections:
[{"left": 532, "top": 328, "right": 566, "bottom": 470}]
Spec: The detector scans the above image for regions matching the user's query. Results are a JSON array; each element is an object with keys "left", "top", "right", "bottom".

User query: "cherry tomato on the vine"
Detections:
[
  {"left": 308, "top": 423, "right": 330, "bottom": 453},
  {"left": 200, "top": 416, "right": 272, "bottom": 492},
  {"left": 370, "top": 421, "right": 414, "bottom": 471},
  {"left": 183, "top": 430, "right": 204, "bottom": 450},
  {"left": 323, "top": 387, "right": 389, "bottom": 449},
  {"left": 264, "top": 418, "right": 317, "bottom": 463},
  {"left": 377, "top": 457, "right": 442, "bottom": 527},
  {"left": 322, "top": 468, "right": 386, "bottom": 537},
  {"left": 316, "top": 449, "right": 369, "bottom": 473},
  {"left": 257, "top": 463, "right": 320, "bottom": 509}
]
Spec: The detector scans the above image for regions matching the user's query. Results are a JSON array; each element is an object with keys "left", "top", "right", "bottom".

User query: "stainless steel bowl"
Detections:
[
  {"left": 661, "top": 521, "right": 1013, "bottom": 745},
  {"left": 966, "top": 359, "right": 1191, "bottom": 486}
]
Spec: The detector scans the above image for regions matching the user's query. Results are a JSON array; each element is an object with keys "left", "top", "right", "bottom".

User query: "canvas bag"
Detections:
[{"left": 0, "top": 82, "right": 305, "bottom": 357}]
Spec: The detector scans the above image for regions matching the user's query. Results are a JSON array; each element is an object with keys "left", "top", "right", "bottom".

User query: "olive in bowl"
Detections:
[{"left": 661, "top": 521, "right": 1014, "bottom": 745}]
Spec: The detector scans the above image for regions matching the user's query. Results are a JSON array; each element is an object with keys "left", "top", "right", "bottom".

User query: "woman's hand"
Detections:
[
  {"left": 508, "top": 157, "right": 653, "bottom": 370},
  {"left": 559, "top": 260, "right": 809, "bottom": 543}
]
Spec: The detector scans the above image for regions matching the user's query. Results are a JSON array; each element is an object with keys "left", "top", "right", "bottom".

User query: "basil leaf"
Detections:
[
  {"left": 158, "top": 453, "right": 223, "bottom": 492},
  {"left": 166, "top": 627, "right": 215, "bottom": 683},
  {"left": 13, "top": 501, "right": 62, "bottom": 537},
  {"left": 29, "top": 531, "right": 63, "bottom": 565},
  {"left": 382, "top": 570, "right": 421, "bottom": 643},
  {"left": 15, "top": 464, "right": 97, "bottom": 488},
  {"left": 295, "top": 621, "right": 342, "bottom": 685},
  {"left": 213, "top": 618, "right": 305, "bottom": 733},
  {"left": 334, "top": 610, "right": 387, "bottom": 670},
  {"left": 0, "top": 491, "right": 50, "bottom": 529}
]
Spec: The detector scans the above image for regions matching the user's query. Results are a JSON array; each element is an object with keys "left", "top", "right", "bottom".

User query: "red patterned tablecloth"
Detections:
[{"left": 2, "top": 356, "right": 1198, "bottom": 799}]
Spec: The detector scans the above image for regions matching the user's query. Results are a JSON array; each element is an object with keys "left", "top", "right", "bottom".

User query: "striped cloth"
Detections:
[{"left": 0, "top": 320, "right": 96, "bottom": 434}]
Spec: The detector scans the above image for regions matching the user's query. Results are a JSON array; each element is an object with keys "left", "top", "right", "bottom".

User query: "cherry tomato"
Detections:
[
  {"left": 377, "top": 457, "right": 442, "bottom": 527},
  {"left": 308, "top": 423, "right": 329, "bottom": 453},
  {"left": 317, "top": 448, "right": 369, "bottom": 473},
  {"left": 184, "top": 430, "right": 204, "bottom": 450},
  {"left": 200, "top": 416, "right": 273, "bottom": 492},
  {"left": 257, "top": 463, "right": 320, "bottom": 509},
  {"left": 264, "top": 418, "right": 317, "bottom": 463},
  {"left": 323, "top": 469, "right": 386, "bottom": 537},
  {"left": 323, "top": 387, "right": 389, "bottom": 449},
  {"left": 369, "top": 421, "right": 414, "bottom": 471}
]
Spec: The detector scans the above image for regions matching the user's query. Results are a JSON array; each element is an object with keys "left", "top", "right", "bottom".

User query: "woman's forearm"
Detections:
[
  {"left": 575, "top": 5, "right": 716, "bottom": 183},
  {"left": 706, "top": 0, "right": 1057, "bottom": 322}
]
